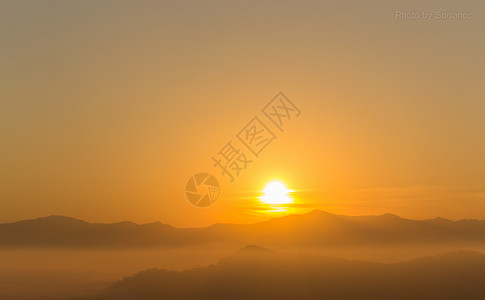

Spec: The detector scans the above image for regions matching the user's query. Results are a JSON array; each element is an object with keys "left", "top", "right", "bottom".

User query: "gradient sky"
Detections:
[{"left": 1, "top": 0, "right": 484, "bottom": 227}]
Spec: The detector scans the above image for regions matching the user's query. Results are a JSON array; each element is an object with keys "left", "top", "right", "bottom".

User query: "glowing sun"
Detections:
[{"left": 260, "top": 181, "right": 294, "bottom": 205}]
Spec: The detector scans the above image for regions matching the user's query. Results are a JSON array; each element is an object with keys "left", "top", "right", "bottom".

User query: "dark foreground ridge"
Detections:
[{"left": 71, "top": 246, "right": 485, "bottom": 300}]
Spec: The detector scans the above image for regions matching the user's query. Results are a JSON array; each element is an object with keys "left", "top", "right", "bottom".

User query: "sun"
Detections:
[{"left": 260, "top": 180, "right": 294, "bottom": 205}]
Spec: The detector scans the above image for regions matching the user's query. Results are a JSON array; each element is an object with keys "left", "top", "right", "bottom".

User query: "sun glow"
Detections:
[{"left": 260, "top": 181, "right": 294, "bottom": 205}]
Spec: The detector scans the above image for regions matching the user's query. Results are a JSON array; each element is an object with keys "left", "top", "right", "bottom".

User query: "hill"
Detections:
[
  {"left": 1, "top": 211, "right": 485, "bottom": 248},
  {"left": 96, "top": 247, "right": 485, "bottom": 300}
]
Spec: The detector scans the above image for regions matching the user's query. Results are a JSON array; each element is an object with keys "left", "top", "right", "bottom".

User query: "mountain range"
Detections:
[{"left": 1, "top": 210, "right": 485, "bottom": 248}]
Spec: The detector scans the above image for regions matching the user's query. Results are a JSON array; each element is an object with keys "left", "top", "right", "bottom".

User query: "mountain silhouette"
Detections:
[
  {"left": 93, "top": 247, "right": 485, "bottom": 300},
  {"left": 1, "top": 211, "right": 485, "bottom": 248}
]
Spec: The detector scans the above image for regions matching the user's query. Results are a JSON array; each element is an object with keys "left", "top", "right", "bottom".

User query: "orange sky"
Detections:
[{"left": 1, "top": 1, "right": 484, "bottom": 227}]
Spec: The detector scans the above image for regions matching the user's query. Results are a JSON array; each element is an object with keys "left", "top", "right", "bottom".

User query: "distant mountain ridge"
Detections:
[{"left": 1, "top": 210, "right": 485, "bottom": 248}]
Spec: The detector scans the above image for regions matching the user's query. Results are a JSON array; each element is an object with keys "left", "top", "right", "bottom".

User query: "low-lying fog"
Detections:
[{"left": 2, "top": 243, "right": 485, "bottom": 300}]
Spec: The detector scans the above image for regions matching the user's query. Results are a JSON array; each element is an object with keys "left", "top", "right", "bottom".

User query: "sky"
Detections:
[{"left": 1, "top": 0, "right": 484, "bottom": 227}]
